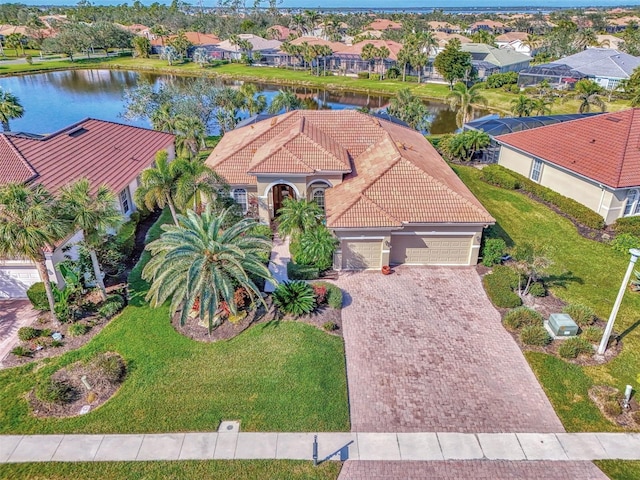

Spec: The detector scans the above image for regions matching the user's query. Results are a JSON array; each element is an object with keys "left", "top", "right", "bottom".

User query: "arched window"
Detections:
[
  {"left": 312, "top": 188, "right": 325, "bottom": 211},
  {"left": 624, "top": 189, "right": 640, "bottom": 217},
  {"left": 232, "top": 188, "right": 248, "bottom": 213}
]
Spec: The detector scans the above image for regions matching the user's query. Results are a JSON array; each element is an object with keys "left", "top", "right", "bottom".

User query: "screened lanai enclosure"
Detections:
[{"left": 518, "top": 63, "right": 588, "bottom": 89}]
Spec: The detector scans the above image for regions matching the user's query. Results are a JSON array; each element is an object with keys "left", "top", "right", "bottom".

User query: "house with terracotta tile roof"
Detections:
[
  {"left": 495, "top": 109, "right": 640, "bottom": 225},
  {"left": 368, "top": 19, "right": 403, "bottom": 31},
  {"left": 206, "top": 110, "right": 493, "bottom": 270},
  {"left": 0, "top": 119, "right": 175, "bottom": 298}
]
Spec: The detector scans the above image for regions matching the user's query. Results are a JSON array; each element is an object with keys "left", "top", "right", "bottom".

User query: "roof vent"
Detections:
[
  {"left": 606, "top": 117, "right": 622, "bottom": 123},
  {"left": 67, "top": 126, "right": 88, "bottom": 137}
]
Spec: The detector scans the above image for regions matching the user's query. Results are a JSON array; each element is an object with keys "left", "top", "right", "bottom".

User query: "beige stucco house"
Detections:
[
  {"left": 0, "top": 118, "right": 175, "bottom": 298},
  {"left": 205, "top": 110, "right": 494, "bottom": 270},
  {"left": 496, "top": 109, "right": 640, "bottom": 225}
]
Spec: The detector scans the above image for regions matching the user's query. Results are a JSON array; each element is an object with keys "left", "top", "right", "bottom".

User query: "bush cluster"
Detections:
[
  {"left": 68, "top": 323, "right": 90, "bottom": 337},
  {"left": 11, "top": 346, "right": 31, "bottom": 357},
  {"left": 18, "top": 327, "right": 40, "bottom": 341},
  {"left": 479, "top": 165, "right": 605, "bottom": 229},
  {"left": 98, "top": 294, "right": 126, "bottom": 319},
  {"left": 26, "top": 282, "right": 49, "bottom": 311},
  {"left": 604, "top": 400, "right": 623, "bottom": 416},
  {"left": 485, "top": 71, "right": 518, "bottom": 89},
  {"left": 562, "top": 304, "right": 596, "bottom": 327},
  {"left": 323, "top": 321, "right": 338, "bottom": 331},
  {"left": 520, "top": 325, "right": 552, "bottom": 346},
  {"left": 92, "top": 353, "right": 126, "bottom": 384},
  {"left": 612, "top": 216, "right": 640, "bottom": 236},
  {"left": 287, "top": 262, "right": 319, "bottom": 280},
  {"left": 114, "top": 218, "right": 138, "bottom": 259},
  {"left": 273, "top": 281, "right": 316, "bottom": 316},
  {"left": 357, "top": 71, "right": 370, "bottom": 79},
  {"left": 610, "top": 233, "right": 640, "bottom": 253},
  {"left": 483, "top": 265, "right": 522, "bottom": 308},
  {"left": 481, "top": 238, "right": 507, "bottom": 266},
  {"left": 580, "top": 326, "right": 604, "bottom": 343},
  {"left": 249, "top": 224, "right": 274, "bottom": 240},
  {"left": 35, "top": 378, "right": 75, "bottom": 404},
  {"left": 503, "top": 306, "right": 543, "bottom": 331},
  {"left": 558, "top": 336, "right": 594, "bottom": 359},
  {"left": 313, "top": 281, "right": 343, "bottom": 309}
]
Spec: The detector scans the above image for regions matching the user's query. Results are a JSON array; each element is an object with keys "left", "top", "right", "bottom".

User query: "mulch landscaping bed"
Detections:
[{"left": 589, "top": 385, "right": 640, "bottom": 429}]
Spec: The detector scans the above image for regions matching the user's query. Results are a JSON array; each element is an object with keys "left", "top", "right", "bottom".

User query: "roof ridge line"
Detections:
[
  {"left": 616, "top": 109, "right": 636, "bottom": 186},
  {"left": 329, "top": 193, "right": 401, "bottom": 227},
  {"left": 0, "top": 134, "right": 38, "bottom": 182},
  {"left": 299, "top": 119, "right": 350, "bottom": 169}
]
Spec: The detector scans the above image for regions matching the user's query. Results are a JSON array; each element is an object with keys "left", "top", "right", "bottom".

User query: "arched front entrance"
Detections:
[{"left": 271, "top": 183, "right": 297, "bottom": 216}]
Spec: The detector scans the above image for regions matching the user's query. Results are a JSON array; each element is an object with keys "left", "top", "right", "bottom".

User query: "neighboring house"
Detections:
[
  {"left": 205, "top": 110, "right": 494, "bottom": 270},
  {"left": 216, "top": 34, "right": 282, "bottom": 62},
  {"left": 553, "top": 48, "right": 640, "bottom": 90},
  {"left": 266, "top": 25, "right": 292, "bottom": 41},
  {"left": 469, "top": 20, "right": 508, "bottom": 34},
  {"left": 606, "top": 16, "right": 640, "bottom": 33},
  {"left": 367, "top": 19, "right": 403, "bottom": 31},
  {"left": 595, "top": 34, "right": 624, "bottom": 50},
  {"left": 462, "top": 43, "right": 531, "bottom": 79},
  {"left": 495, "top": 109, "right": 640, "bottom": 225},
  {"left": 495, "top": 32, "right": 535, "bottom": 56},
  {"left": 0, "top": 119, "right": 175, "bottom": 298},
  {"left": 434, "top": 32, "right": 472, "bottom": 54},
  {"left": 428, "top": 21, "right": 461, "bottom": 33}
]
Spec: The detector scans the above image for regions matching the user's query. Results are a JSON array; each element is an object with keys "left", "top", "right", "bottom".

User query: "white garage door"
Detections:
[
  {"left": 342, "top": 240, "right": 383, "bottom": 270},
  {"left": 0, "top": 265, "right": 41, "bottom": 298},
  {"left": 390, "top": 235, "right": 472, "bottom": 266}
]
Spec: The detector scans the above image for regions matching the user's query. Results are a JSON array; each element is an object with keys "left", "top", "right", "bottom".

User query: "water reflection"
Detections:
[{"left": 0, "top": 69, "right": 488, "bottom": 135}]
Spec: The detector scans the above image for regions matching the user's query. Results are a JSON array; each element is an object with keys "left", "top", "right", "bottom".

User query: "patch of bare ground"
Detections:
[
  {"left": 29, "top": 352, "right": 126, "bottom": 419},
  {"left": 589, "top": 385, "right": 640, "bottom": 429}
]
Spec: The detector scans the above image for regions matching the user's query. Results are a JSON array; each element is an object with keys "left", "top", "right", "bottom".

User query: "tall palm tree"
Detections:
[
  {"left": 566, "top": 79, "right": 606, "bottom": 113},
  {"left": 0, "top": 88, "right": 24, "bottom": 132},
  {"left": 276, "top": 198, "right": 323, "bottom": 240},
  {"left": 142, "top": 206, "right": 274, "bottom": 332},
  {"left": 58, "top": 178, "right": 123, "bottom": 301},
  {"left": 268, "top": 89, "right": 302, "bottom": 114},
  {"left": 447, "top": 82, "right": 488, "bottom": 128},
  {"left": 174, "top": 115, "right": 206, "bottom": 159},
  {"left": 173, "top": 158, "right": 227, "bottom": 213},
  {"left": 416, "top": 30, "right": 439, "bottom": 57},
  {"left": 239, "top": 83, "right": 267, "bottom": 116},
  {"left": 510, "top": 95, "right": 534, "bottom": 117},
  {"left": 134, "top": 151, "right": 183, "bottom": 225},
  {"left": 0, "top": 183, "right": 68, "bottom": 320}
]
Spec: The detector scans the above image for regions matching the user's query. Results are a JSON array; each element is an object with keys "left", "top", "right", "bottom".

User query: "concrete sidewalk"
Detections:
[
  {"left": 264, "top": 234, "right": 290, "bottom": 293},
  {"left": 2, "top": 432, "right": 640, "bottom": 463}
]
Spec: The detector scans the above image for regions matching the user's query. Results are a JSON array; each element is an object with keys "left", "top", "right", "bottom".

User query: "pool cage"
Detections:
[{"left": 518, "top": 63, "right": 588, "bottom": 89}]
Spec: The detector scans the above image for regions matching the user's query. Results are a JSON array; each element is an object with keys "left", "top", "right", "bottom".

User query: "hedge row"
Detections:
[
  {"left": 482, "top": 265, "right": 522, "bottom": 308},
  {"left": 613, "top": 216, "right": 640, "bottom": 236},
  {"left": 480, "top": 165, "right": 605, "bottom": 229}
]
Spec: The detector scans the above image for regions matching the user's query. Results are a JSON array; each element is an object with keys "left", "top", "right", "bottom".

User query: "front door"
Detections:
[{"left": 272, "top": 184, "right": 295, "bottom": 216}]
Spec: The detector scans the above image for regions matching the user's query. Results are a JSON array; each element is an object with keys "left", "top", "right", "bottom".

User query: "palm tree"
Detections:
[
  {"left": 276, "top": 198, "right": 323, "bottom": 239},
  {"left": 142, "top": 206, "right": 274, "bottom": 332},
  {"left": 447, "top": 82, "right": 488, "bottom": 128},
  {"left": 510, "top": 95, "right": 534, "bottom": 117},
  {"left": 416, "top": 30, "right": 439, "bottom": 57},
  {"left": 239, "top": 83, "right": 267, "bottom": 116},
  {"left": 566, "top": 79, "right": 606, "bottom": 113},
  {"left": 463, "top": 130, "right": 490, "bottom": 161},
  {"left": 173, "top": 158, "right": 227, "bottom": 212},
  {"left": 522, "top": 34, "right": 541, "bottom": 55},
  {"left": 58, "top": 178, "right": 123, "bottom": 301},
  {"left": 150, "top": 103, "right": 176, "bottom": 133},
  {"left": 0, "top": 183, "right": 68, "bottom": 320},
  {"left": 134, "top": 150, "right": 183, "bottom": 225},
  {"left": 532, "top": 97, "right": 553, "bottom": 115},
  {"left": 174, "top": 115, "right": 206, "bottom": 159},
  {"left": 0, "top": 88, "right": 24, "bottom": 132},
  {"left": 268, "top": 89, "right": 302, "bottom": 114},
  {"left": 573, "top": 28, "right": 598, "bottom": 50}
]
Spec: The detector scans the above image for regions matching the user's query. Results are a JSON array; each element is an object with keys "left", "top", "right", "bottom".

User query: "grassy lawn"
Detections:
[
  {"left": 0, "top": 460, "right": 341, "bottom": 480},
  {"left": 0, "top": 209, "right": 349, "bottom": 434},
  {"left": 596, "top": 461, "right": 640, "bottom": 480},
  {"left": 455, "top": 165, "right": 640, "bottom": 433}
]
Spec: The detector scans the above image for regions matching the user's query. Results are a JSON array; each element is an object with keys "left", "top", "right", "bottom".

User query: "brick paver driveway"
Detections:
[{"left": 337, "top": 266, "right": 564, "bottom": 433}]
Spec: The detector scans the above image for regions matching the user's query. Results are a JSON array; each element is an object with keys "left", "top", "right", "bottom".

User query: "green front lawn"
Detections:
[
  {"left": 0, "top": 460, "right": 341, "bottom": 480},
  {"left": 455, "top": 165, "right": 640, "bottom": 433},
  {"left": 0, "top": 209, "right": 349, "bottom": 434}
]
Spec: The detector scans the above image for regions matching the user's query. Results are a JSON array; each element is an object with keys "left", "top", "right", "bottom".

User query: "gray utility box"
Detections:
[{"left": 548, "top": 313, "right": 579, "bottom": 337}]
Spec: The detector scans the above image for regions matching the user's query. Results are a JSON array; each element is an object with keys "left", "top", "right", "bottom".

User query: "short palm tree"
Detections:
[
  {"left": 174, "top": 115, "right": 206, "bottom": 159},
  {"left": 298, "top": 226, "right": 337, "bottom": 271},
  {"left": 0, "top": 183, "right": 68, "bottom": 320},
  {"left": 150, "top": 103, "right": 176, "bottom": 133},
  {"left": 268, "top": 89, "right": 303, "bottom": 114},
  {"left": 239, "top": 83, "right": 267, "bottom": 115},
  {"left": 276, "top": 198, "right": 323, "bottom": 239},
  {"left": 134, "top": 150, "right": 183, "bottom": 225},
  {"left": 142, "top": 206, "right": 274, "bottom": 332},
  {"left": 566, "top": 79, "right": 606, "bottom": 113},
  {"left": 447, "top": 82, "right": 488, "bottom": 128},
  {"left": 0, "top": 88, "right": 24, "bottom": 132},
  {"left": 510, "top": 95, "right": 534, "bottom": 117},
  {"left": 173, "top": 158, "right": 227, "bottom": 212},
  {"left": 58, "top": 178, "right": 123, "bottom": 301}
]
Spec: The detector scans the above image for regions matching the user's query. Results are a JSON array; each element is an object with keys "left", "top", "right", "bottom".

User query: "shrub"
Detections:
[
  {"left": 25, "top": 55, "right": 33, "bottom": 65},
  {"left": 581, "top": 326, "right": 604, "bottom": 343},
  {"left": 520, "top": 324, "right": 552, "bottom": 346},
  {"left": 92, "top": 353, "right": 126, "bottom": 383},
  {"left": 405, "top": 75, "right": 419, "bottom": 83},
  {"left": 287, "top": 261, "right": 319, "bottom": 280},
  {"left": 249, "top": 223, "right": 273, "bottom": 240},
  {"left": 17, "top": 327, "right": 40, "bottom": 341},
  {"left": 482, "top": 238, "right": 507, "bottom": 266},
  {"left": 386, "top": 66, "right": 400, "bottom": 79},
  {"left": 312, "top": 284, "right": 328, "bottom": 304},
  {"left": 503, "top": 306, "right": 543, "bottom": 331},
  {"left": 604, "top": 400, "right": 623, "bottom": 417},
  {"left": 610, "top": 233, "right": 640, "bottom": 254},
  {"left": 562, "top": 304, "right": 596, "bottom": 327},
  {"left": 41, "top": 328, "right": 52, "bottom": 337},
  {"left": 323, "top": 321, "right": 338, "bottom": 331},
  {"left": 528, "top": 282, "right": 546, "bottom": 297},
  {"left": 233, "top": 288, "right": 247, "bottom": 310},
  {"left": 98, "top": 294, "right": 125, "bottom": 319},
  {"left": 483, "top": 266, "right": 522, "bottom": 309},
  {"left": 369, "top": 73, "right": 380, "bottom": 80},
  {"left": 273, "top": 280, "right": 316, "bottom": 316},
  {"left": 68, "top": 323, "right": 89, "bottom": 337},
  {"left": 115, "top": 218, "right": 138, "bottom": 258},
  {"left": 35, "top": 378, "right": 75, "bottom": 404},
  {"left": 26, "top": 282, "right": 49, "bottom": 310},
  {"left": 613, "top": 216, "right": 640, "bottom": 236},
  {"left": 51, "top": 340, "right": 64, "bottom": 348},
  {"left": 485, "top": 71, "right": 518, "bottom": 89},
  {"left": 357, "top": 71, "right": 370, "bottom": 79},
  {"left": 11, "top": 346, "right": 31, "bottom": 357},
  {"left": 480, "top": 165, "right": 520, "bottom": 190},
  {"left": 320, "top": 282, "right": 343, "bottom": 309},
  {"left": 297, "top": 225, "right": 337, "bottom": 272},
  {"left": 558, "top": 336, "right": 594, "bottom": 358}
]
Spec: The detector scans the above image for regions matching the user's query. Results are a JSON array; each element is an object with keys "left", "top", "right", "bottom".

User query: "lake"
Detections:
[{"left": 0, "top": 69, "right": 487, "bottom": 135}]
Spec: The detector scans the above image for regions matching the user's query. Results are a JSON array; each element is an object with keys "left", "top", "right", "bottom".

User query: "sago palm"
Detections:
[
  {"left": 276, "top": 198, "right": 323, "bottom": 240},
  {"left": 0, "top": 88, "right": 24, "bottom": 132},
  {"left": 447, "top": 82, "right": 488, "bottom": 128},
  {"left": 134, "top": 150, "right": 182, "bottom": 225},
  {"left": 142, "top": 206, "right": 274, "bottom": 332},
  {"left": 58, "top": 178, "right": 123, "bottom": 301},
  {"left": 0, "top": 183, "right": 68, "bottom": 320}
]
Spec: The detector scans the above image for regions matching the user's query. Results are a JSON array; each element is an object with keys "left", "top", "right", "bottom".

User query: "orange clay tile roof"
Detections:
[
  {"left": 496, "top": 109, "right": 640, "bottom": 189},
  {"left": 0, "top": 118, "right": 175, "bottom": 194},
  {"left": 206, "top": 110, "right": 494, "bottom": 229}
]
